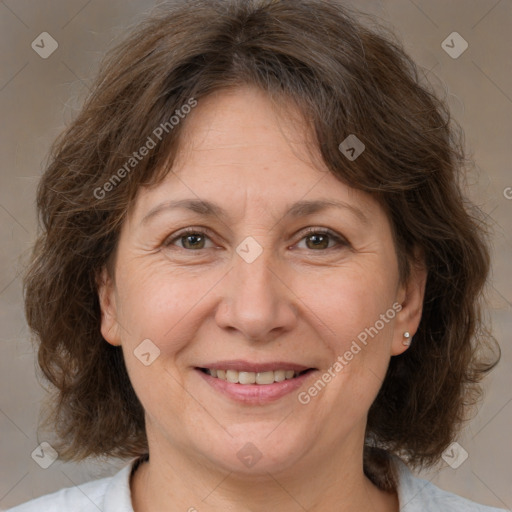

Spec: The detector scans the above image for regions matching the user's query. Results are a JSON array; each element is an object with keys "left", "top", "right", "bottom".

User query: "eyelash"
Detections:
[{"left": 162, "top": 226, "right": 349, "bottom": 252}]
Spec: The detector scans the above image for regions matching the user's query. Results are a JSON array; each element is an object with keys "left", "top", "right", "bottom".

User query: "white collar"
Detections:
[{"left": 99, "top": 454, "right": 502, "bottom": 511}]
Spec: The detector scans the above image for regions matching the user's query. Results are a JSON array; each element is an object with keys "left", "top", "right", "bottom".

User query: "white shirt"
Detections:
[{"left": 6, "top": 455, "right": 507, "bottom": 511}]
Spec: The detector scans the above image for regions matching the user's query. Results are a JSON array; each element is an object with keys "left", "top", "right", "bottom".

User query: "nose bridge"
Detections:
[
  {"left": 233, "top": 241, "right": 279, "bottom": 316},
  {"left": 236, "top": 242, "right": 275, "bottom": 300},
  {"left": 216, "top": 238, "right": 296, "bottom": 341}
]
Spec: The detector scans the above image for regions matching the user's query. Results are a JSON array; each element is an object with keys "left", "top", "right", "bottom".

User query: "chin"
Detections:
[{"left": 192, "top": 425, "right": 313, "bottom": 476}]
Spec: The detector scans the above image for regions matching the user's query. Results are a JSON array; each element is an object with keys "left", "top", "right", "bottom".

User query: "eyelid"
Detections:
[
  {"left": 296, "top": 226, "right": 350, "bottom": 249},
  {"left": 163, "top": 226, "right": 350, "bottom": 250},
  {"left": 162, "top": 226, "right": 217, "bottom": 247}
]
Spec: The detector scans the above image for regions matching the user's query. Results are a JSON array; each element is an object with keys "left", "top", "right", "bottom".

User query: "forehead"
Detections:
[
  {"left": 128, "top": 85, "right": 378, "bottom": 223},
  {"left": 180, "top": 85, "right": 309, "bottom": 149}
]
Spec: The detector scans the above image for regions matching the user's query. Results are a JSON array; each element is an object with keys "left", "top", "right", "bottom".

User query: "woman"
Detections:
[{"left": 8, "top": 0, "right": 505, "bottom": 510}]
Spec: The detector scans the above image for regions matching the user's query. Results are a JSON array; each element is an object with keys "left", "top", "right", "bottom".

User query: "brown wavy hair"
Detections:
[{"left": 23, "top": 0, "right": 500, "bottom": 491}]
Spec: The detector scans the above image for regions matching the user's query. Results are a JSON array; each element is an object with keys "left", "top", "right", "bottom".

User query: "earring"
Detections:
[{"left": 402, "top": 331, "right": 411, "bottom": 346}]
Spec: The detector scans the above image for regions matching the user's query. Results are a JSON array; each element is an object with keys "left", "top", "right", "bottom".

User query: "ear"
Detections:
[
  {"left": 96, "top": 266, "right": 122, "bottom": 347},
  {"left": 391, "top": 248, "right": 427, "bottom": 356}
]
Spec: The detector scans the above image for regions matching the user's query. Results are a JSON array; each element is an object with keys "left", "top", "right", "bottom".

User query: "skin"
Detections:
[{"left": 98, "top": 85, "right": 427, "bottom": 512}]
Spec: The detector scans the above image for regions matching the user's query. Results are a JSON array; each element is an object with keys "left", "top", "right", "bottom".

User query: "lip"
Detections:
[{"left": 195, "top": 362, "right": 317, "bottom": 404}]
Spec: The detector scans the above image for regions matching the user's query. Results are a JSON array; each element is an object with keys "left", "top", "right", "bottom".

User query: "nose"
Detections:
[{"left": 215, "top": 246, "right": 298, "bottom": 344}]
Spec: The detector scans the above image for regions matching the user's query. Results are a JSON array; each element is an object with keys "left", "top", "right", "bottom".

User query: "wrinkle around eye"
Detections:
[{"left": 159, "top": 227, "right": 353, "bottom": 258}]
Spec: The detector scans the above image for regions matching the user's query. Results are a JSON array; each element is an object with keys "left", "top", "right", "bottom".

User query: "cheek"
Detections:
[
  {"left": 313, "top": 271, "right": 398, "bottom": 410},
  {"left": 314, "top": 264, "right": 397, "bottom": 340},
  {"left": 114, "top": 264, "right": 205, "bottom": 355}
]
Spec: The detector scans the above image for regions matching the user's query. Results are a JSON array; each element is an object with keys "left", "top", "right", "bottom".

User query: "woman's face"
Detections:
[{"left": 98, "top": 85, "right": 425, "bottom": 476}]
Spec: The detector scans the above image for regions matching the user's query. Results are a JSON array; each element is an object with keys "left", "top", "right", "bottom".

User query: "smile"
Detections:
[
  {"left": 196, "top": 365, "right": 317, "bottom": 404},
  {"left": 199, "top": 368, "right": 311, "bottom": 385}
]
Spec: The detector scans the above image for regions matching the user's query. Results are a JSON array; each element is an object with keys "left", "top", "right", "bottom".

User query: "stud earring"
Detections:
[{"left": 403, "top": 331, "right": 411, "bottom": 346}]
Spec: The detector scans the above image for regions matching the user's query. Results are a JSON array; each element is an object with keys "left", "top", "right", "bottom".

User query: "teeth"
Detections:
[
  {"left": 226, "top": 370, "right": 239, "bottom": 383},
  {"left": 274, "top": 370, "right": 286, "bottom": 382},
  {"left": 256, "top": 371, "right": 274, "bottom": 385},
  {"left": 205, "top": 368, "right": 303, "bottom": 384},
  {"left": 239, "top": 371, "right": 256, "bottom": 384}
]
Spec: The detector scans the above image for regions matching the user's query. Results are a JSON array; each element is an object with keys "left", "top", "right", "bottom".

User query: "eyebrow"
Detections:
[{"left": 140, "top": 198, "right": 369, "bottom": 226}]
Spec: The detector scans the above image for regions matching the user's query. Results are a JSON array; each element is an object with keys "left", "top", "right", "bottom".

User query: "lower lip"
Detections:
[{"left": 195, "top": 368, "right": 316, "bottom": 404}]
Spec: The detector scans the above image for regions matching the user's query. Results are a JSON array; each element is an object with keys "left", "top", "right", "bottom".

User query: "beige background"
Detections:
[{"left": 1, "top": 0, "right": 511, "bottom": 509}]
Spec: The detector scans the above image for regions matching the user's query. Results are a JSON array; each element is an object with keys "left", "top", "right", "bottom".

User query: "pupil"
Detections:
[
  {"left": 309, "top": 234, "right": 328, "bottom": 249},
  {"left": 185, "top": 234, "right": 203, "bottom": 248}
]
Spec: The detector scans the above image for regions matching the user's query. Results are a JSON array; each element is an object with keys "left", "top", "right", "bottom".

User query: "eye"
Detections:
[
  {"left": 163, "top": 228, "right": 216, "bottom": 250},
  {"left": 163, "top": 227, "right": 349, "bottom": 252},
  {"left": 295, "top": 228, "right": 349, "bottom": 251}
]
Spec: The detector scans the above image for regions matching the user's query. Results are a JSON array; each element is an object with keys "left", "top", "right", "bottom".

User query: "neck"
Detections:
[{"left": 130, "top": 435, "right": 398, "bottom": 512}]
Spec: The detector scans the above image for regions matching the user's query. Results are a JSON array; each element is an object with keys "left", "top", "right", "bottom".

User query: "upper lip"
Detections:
[{"left": 196, "top": 360, "right": 314, "bottom": 373}]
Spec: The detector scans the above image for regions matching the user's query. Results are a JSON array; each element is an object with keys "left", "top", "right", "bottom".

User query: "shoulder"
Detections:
[
  {"left": 4, "top": 478, "right": 110, "bottom": 512},
  {"left": 5, "top": 462, "right": 134, "bottom": 512},
  {"left": 392, "top": 455, "right": 507, "bottom": 512}
]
